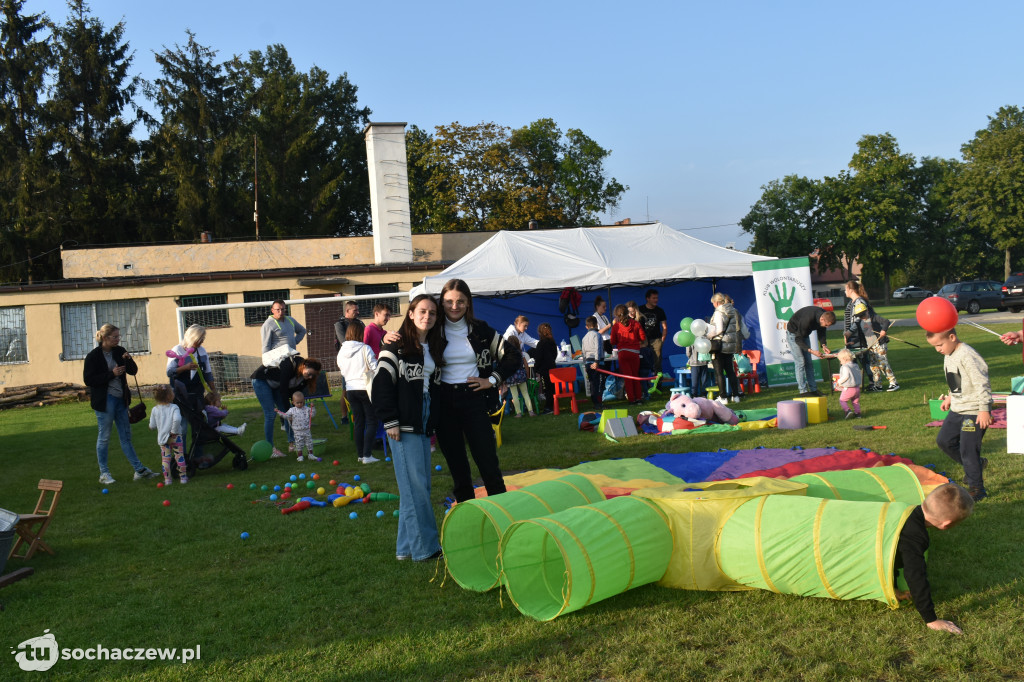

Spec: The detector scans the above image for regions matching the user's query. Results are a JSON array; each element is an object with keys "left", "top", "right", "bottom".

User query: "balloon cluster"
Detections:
[{"left": 673, "top": 317, "right": 710, "bottom": 353}]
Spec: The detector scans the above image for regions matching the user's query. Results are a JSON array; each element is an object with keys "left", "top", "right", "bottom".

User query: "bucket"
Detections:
[
  {"left": 440, "top": 474, "right": 605, "bottom": 592},
  {"left": 929, "top": 399, "right": 946, "bottom": 421},
  {"left": 789, "top": 464, "right": 924, "bottom": 504},
  {"left": 499, "top": 495, "right": 673, "bottom": 621}
]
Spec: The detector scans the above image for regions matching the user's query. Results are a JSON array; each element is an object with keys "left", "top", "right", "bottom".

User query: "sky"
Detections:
[{"left": 24, "top": 0, "right": 1024, "bottom": 249}]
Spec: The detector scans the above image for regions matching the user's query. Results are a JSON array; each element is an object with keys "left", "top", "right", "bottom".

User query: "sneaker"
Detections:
[
  {"left": 866, "top": 385, "right": 883, "bottom": 393},
  {"left": 237, "top": 423, "right": 247, "bottom": 436},
  {"left": 99, "top": 472, "right": 116, "bottom": 485},
  {"left": 339, "top": 417, "right": 350, "bottom": 426},
  {"left": 296, "top": 455, "right": 304, "bottom": 462},
  {"left": 414, "top": 549, "right": 443, "bottom": 563},
  {"left": 307, "top": 454, "right": 322, "bottom": 463},
  {"left": 969, "top": 486, "right": 988, "bottom": 502},
  {"left": 164, "top": 478, "right": 173, "bottom": 486},
  {"left": 730, "top": 396, "right": 740, "bottom": 404},
  {"left": 179, "top": 475, "right": 189, "bottom": 484},
  {"left": 715, "top": 397, "right": 729, "bottom": 406},
  {"left": 845, "top": 411, "right": 854, "bottom": 420},
  {"left": 271, "top": 448, "right": 286, "bottom": 459},
  {"left": 288, "top": 443, "right": 297, "bottom": 453},
  {"left": 887, "top": 383, "right": 900, "bottom": 392},
  {"left": 134, "top": 467, "right": 159, "bottom": 481},
  {"left": 514, "top": 414, "right": 522, "bottom": 418},
  {"left": 362, "top": 455, "right": 381, "bottom": 464},
  {"left": 396, "top": 554, "right": 410, "bottom": 561}
]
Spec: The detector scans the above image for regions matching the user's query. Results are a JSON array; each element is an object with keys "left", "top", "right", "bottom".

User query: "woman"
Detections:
[
  {"left": 83, "top": 324, "right": 158, "bottom": 484},
  {"left": 372, "top": 294, "right": 444, "bottom": 562},
  {"left": 250, "top": 356, "right": 321, "bottom": 458},
  {"left": 503, "top": 315, "right": 539, "bottom": 352},
  {"left": 844, "top": 280, "right": 872, "bottom": 385},
  {"left": 166, "top": 324, "right": 215, "bottom": 450},
  {"left": 592, "top": 296, "right": 614, "bottom": 397},
  {"left": 436, "top": 278, "right": 522, "bottom": 503},
  {"left": 708, "top": 292, "right": 743, "bottom": 405},
  {"left": 532, "top": 323, "right": 557, "bottom": 414},
  {"left": 337, "top": 318, "right": 379, "bottom": 465},
  {"left": 610, "top": 302, "right": 646, "bottom": 404}
]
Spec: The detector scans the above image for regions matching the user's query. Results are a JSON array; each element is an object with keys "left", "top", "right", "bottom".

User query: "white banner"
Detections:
[{"left": 751, "top": 257, "right": 820, "bottom": 386}]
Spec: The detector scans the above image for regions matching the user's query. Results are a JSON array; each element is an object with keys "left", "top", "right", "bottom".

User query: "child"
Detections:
[
  {"left": 854, "top": 302, "right": 899, "bottom": 392},
  {"left": 204, "top": 391, "right": 247, "bottom": 436},
  {"left": 581, "top": 316, "right": 605, "bottom": 410},
  {"left": 835, "top": 349, "right": 862, "bottom": 419},
  {"left": 275, "top": 391, "right": 319, "bottom": 462},
  {"left": 149, "top": 385, "right": 187, "bottom": 485},
  {"left": 926, "top": 328, "right": 992, "bottom": 501},
  {"left": 533, "top": 323, "right": 557, "bottom": 414},
  {"left": 893, "top": 482, "right": 974, "bottom": 634},
  {"left": 503, "top": 336, "right": 535, "bottom": 418},
  {"left": 686, "top": 343, "right": 711, "bottom": 399}
]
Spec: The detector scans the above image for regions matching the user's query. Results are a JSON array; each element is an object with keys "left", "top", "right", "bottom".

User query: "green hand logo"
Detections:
[{"left": 769, "top": 282, "right": 796, "bottom": 321}]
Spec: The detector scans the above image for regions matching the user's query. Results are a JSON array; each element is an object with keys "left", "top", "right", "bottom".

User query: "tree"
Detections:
[
  {"left": 740, "top": 175, "right": 823, "bottom": 259},
  {"left": 406, "top": 124, "right": 456, "bottom": 233},
  {"left": 555, "top": 128, "right": 626, "bottom": 226},
  {"left": 953, "top": 105, "right": 1024, "bottom": 280}
]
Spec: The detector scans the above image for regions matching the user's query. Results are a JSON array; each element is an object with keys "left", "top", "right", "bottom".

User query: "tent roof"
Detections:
[{"left": 416, "top": 222, "right": 776, "bottom": 296}]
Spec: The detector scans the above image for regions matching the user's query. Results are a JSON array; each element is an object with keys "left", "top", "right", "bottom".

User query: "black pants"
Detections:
[
  {"left": 347, "top": 390, "right": 377, "bottom": 461},
  {"left": 436, "top": 383, "right": 506, "bottom": 502},
  {"left": 712, "top": 353, "right": 737, "bottom": 398},
  {"left": 586, "top": 363, "right": 603, "bottom": 409},
  {"left": 936, "top": 410, "right": 986, "bottom": 489}
]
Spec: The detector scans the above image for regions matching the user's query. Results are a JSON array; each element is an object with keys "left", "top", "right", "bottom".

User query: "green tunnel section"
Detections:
[
  {"left": 440, "top": 474, "right": 605, "bottom": 592},
  {"left": 499, "top": 496, "right": 674, "bottom": 621},
  {"left": 789, "top": 464, "right": 925, "bottom": 504},
  {"left": 716, "top": 494, "right": 915, "bottom": 606}
]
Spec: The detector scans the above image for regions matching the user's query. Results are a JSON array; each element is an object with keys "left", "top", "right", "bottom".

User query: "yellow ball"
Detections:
[{"left": 316, "top": 487, "right": 325, "bottom": 496}]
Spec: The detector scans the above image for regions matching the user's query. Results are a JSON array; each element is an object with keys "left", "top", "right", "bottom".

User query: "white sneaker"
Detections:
[
  {"left": 237, "top": 423, "right": 247, "bottom": 436},
  {"left": 133, "top": 467, "right": 159, "bottom": 481},
  {"left": 715, "top": 397, "right": 729, "bottom": 406},
  {"left": 99, "top": 472, "right": 116, "bottom": 485},
  {"left": 730, "top": 396, "right": 741, "bottom": 404},
  {"left": 296, "top": 455, "right": 304, "bottom": 462},
  {"left": 361, "top": 455, "right": 381, "bottom": 464}
]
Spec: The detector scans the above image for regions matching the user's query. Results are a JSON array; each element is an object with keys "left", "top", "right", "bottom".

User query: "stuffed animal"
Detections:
[
  {"left": 667, "top": 392, "right": 739, "bottom": 425},
  {"left": 165, "top": 347, "right": 196, "bottom": 367}
]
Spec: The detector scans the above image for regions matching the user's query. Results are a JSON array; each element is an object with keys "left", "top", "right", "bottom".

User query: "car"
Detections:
[
  {"left": 892, "top": 286, "right": 933, "bottom": 300},
  {"left": 935, "top": 280, "right": 1005, "bottom": 314},
  {"left": 1001, "top": 272, "right": 1024, "bottom": 313}
]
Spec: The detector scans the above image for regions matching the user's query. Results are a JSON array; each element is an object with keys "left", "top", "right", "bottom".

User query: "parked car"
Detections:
[
  {"left": 935, "top": 280, "right": 1005, "bottom": 314},
  {"left": 1001, "top": 272, "right": 1024, "bottom": 313},
  {"left": 892, "top": 286, "right": 932, "bottom": 300}
]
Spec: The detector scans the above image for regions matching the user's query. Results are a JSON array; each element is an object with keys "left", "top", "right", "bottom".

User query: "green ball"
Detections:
[
  {"left": 250, "top": 440, "right": 273, "bottom": 462},
  {"left": 260, "top": 485, "right": 269, "bottom": 492},
  {"left": 249, "top": 483, "right": 257, "bottom": 490},
  {"left": 392, "top": 509, "right": 400, "bottom": 517},
  {"left": 306, "top": 480, "right": 315, "bottom": 489}
]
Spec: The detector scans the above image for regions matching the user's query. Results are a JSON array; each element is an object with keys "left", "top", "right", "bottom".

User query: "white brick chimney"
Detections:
[{"left": 364, "top": 122, "right": 413, "bottom": 264}]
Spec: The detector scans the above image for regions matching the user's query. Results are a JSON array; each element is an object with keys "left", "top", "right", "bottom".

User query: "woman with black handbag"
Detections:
[
  {"left": 83, "top": 324, "right": 159, "bottom": 485},
  {"left": 707, "top": 293, "right": 743, "bottom": 405}
]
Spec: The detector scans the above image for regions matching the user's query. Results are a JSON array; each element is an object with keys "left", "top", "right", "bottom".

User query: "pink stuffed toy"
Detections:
[
  {"left": 165, "top": 347, "right": 196, "bottom": 367},
  {"left": 668, "top": 393, "right": 739, "bottom": 425}
]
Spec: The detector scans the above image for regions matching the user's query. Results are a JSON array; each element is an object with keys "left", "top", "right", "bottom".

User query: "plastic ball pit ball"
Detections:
[
  {"left": 376, "top": 510, "right": 385, "bottom": 519},
  {"left": 156, "top": 482, "right": 164, "bottom": 489},
  {"left": 298, "top": 473, "right": 306, "bottom": 480},
  {"left": 312, "top": 473, "right": 320, "bottom": 481},
  {"left": 349, "top": 512, "right": 358, "bottom": 520},
  {"left": 332, "top": 460, "right": 339, "bottom": 466},
  {"left": 317, "top": 487, "right": 326, "bottom": 495},
  {"left": 354, "top": 475, "right": 361, "bottom": 482},
  {"left": 386, "top": 457, "right": 391, "bottom": 462},
  {"left": 273, "top": 485, "right": 281, "bottom": 492},
  {"left": 162, "top": 500, "right": 170, "bottom": 507},
  {"left": 102, "top": 488, "right": 109, "bottom": 494},
  {"left": 260, "top": 485, "right": 269, "bottom": 492},
  {"left": 226, "top": 483, "right": 234, "bottom": 490},
  {"left": 250, "top": 483, "right": 257, "bottom": 490},
  {"left": 329, "top": 480, "right": 337, "bottom": 486},
  {"left": 240, "top": 532, "right": 250, "bottom": 540},
  {"left": 435, "top": 465, "right": 442, "bottom": 471},
  {"left": 290, "top": 475, "right": 297, "bottom": 482},
  {"left": 393, "top": 510, "right": 400, "bottom": 517},
  {"left": 250, "top": 440, "right": 273, "bottom": 462},
  {"left": 269, "top": 494, "right": 278, "bottom": 501},
  {"left": 306, "top": 481, "right": 315, "bottom": 489}
]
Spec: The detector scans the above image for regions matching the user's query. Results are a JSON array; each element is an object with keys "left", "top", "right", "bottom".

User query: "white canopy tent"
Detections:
[{"left": 412, "top": 222, "right": 774, "bottom": 296}]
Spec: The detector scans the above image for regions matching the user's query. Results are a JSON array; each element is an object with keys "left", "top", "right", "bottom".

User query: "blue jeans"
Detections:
[
  {"left": 389, "top": 403, "right": 440, "bottom": 560},
  {"left": 786, "top": 331, "right": 816, "bottom": 393},
  {"left": 96, "top": 394, "right": 144, "bottom": 475},
  {"left": 252, "top": 379, "right": 293, "bottom": 447}
]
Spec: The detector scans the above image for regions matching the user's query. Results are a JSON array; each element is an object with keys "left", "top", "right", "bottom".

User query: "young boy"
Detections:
[
  {"left": 894, "top": 482, "right": 974, "bottom": 634},
  {"left": 835, "top": 349, "right": 862, "bottom": 419},
  {"left": 854, "top": 302, "right": 899, "bottom": 392},
  {"left": 581, "top": 316, "right": 605, "bottom": 410},
  {"left": 275, "top": 391, "right": 319, "bottom": 463},
  {"left": 926, "top": 328, "right": 992, "bottom": 501}
]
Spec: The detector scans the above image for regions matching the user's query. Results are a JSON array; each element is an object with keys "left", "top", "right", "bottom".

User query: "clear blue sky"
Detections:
[{"left": 26, "top": 0, "right": 1024, "bottom": 248}]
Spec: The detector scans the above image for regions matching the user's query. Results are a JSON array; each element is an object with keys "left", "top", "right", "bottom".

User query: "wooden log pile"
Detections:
[{"left": 0, "top": 382, "right": 88, "bottom": 409}]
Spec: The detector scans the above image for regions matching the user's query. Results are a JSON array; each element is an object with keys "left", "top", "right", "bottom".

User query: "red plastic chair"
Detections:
[
  {"left": 735, "top": 349, "right": 762, "bottom": 394},
  {"left": 548, "top": 367, "right": 579, "bottom": 416}
]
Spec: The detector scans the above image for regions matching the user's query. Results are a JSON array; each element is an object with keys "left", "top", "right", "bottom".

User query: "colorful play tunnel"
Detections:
[
  {"left": 716, "top": 494, "right": 914, "bottom": 606},
  {"left": 789, "top": 463, "right": 924, "bottom": 504},
  {"left": 499, "top": 496, "right": 673, "bottom": 621},
  {"left": 440, "top": 474, "right": 605, "bottom": 591}
]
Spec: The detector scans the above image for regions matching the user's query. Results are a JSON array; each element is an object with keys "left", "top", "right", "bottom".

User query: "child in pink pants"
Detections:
[{"left": 836, "top": 349, "right": 862, "bottom": 419}]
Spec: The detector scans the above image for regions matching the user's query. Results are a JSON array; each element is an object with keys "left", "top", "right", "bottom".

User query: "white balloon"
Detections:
[
  {"left": 690, "top": 319, "right": 707, "bottom": 336},
  {"left": 693, "top": 337, "right": 711, "bottom": 354}
]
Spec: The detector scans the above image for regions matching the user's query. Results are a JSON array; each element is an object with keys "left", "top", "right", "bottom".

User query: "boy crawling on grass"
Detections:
[{"left": 894, "top": 482, "right": 974, "bottom": 634}]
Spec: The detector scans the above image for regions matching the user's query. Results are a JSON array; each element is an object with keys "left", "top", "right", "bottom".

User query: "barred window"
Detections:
[
  {"left": 60, "top": 300, "right": 150, "bottom": 360},
  {"left": 0, "top": 306, "right": 28, "bottom": 364},
  {"left": 244, "top": 289, "right": 289, "bottom": 326},
  {"left": 180, "top": 294, "right": 230, "bottom": 329},
  {"left": 354, "top": 284, "right": 399, "bottom": 318}
]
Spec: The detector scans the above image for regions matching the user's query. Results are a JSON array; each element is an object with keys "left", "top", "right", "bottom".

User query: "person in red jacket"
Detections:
[{"left": 610, "top": 302, "right": 647, "bottom": 404}]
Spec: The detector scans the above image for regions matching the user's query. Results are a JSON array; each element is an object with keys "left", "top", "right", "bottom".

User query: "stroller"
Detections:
[{"left": 172, "top": 382, "right": 247, "bottom": 478}]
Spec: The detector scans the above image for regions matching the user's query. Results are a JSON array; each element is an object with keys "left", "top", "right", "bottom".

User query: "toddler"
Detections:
[
  {"left": 836, "top": 349, "right": 862, "bottom": 419},
  {"left": 502, "top": 336, "right": 535, "bottom": 418},
  {"left": 275, "top": 391, "right": 319, "bottom": 462},
  {"left": 204, "top": 391, "right": 247, "bottom": 436},
  {"left": 149, "top": 385, "right": 188, "bottom": 484}
]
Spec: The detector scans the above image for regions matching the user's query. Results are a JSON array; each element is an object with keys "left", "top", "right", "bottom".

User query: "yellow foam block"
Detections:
[{"left": 794, "top": 396, "right": 828, "bottom": 424}]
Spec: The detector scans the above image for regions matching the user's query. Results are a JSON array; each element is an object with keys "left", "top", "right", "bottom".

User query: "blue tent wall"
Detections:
[{"left": 470, "top": 277, "right": 762, "bottom": 379}]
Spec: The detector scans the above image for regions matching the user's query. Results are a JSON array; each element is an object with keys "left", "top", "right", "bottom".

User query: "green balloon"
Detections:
[
  {"left": 675, "top": 330, "right": 695, "bottom": 347},
  {"left": 250, "top": 440, "right": 273, "bottom": 462},
  {"left": 680, "top": 317, "right": 694, "bottom": 331}
]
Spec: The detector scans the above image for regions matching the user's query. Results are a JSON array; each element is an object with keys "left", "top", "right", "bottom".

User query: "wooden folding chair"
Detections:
[{"left": 9, "top": 480, "right": 63, "bottom": 560}]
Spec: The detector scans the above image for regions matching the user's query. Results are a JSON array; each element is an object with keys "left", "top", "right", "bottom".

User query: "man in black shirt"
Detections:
[
  {"left": 894, "top": 482, "right": 974, "bottom": 634},
  {"left": 641, "top": 289, "right": 668, "bottom": 371},
  {"left": 785, "top": 306, "right": 835, "bottom": 396}
]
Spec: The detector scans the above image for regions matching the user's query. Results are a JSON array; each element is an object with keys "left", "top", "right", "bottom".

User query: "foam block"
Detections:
[
  {"left": 598, "top": 409, "right": 628, "bottom": 434},
  {"left": 777, "top": 400, "right": 807, "bottom": 430},
  {"left": 794, "top": 396, "right": 828, "bottom": 424},
  {"left": 605, "top": 417, "right": 639, "bottom": 439}
]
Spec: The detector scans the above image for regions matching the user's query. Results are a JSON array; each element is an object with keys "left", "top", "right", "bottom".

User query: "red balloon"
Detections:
[{"left": 916, "top": 297, "right": 958, "bottom": 333}]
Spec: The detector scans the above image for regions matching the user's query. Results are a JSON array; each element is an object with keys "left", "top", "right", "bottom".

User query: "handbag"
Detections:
[
  {"left": 362, "top": 350, "right": 375, "bottom": 401},
  {"left": 128, "top": 375, "right": 147, "bottom": 424},
  {"left": 709, "top": 338, "right": 723, "bottom": 353}
]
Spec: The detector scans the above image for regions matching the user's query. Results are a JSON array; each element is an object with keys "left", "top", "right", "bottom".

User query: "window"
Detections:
[
  {"left": 60, "top": 300, "right": 150, "bottom": 360},
  {"left": 179, "top": 294, "right": 230, "bottom": 329},
  {"left": 244, "top": 289, "right": 289, "bottom": 325},
  {"left": 0, "top": 306, "right": 28, "bottom": 364},
  {"left": 354, "top": 284, "right": 399, "bottom": 318}
]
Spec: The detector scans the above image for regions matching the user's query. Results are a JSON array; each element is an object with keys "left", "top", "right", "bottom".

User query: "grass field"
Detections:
[{"left": 2, "top": 324, "right": 1024, "bottom": 680}]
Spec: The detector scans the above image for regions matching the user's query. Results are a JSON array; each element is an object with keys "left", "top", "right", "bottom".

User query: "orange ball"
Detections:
[{"left": 312, "top": 473, "right": 320, "bottom": 481}]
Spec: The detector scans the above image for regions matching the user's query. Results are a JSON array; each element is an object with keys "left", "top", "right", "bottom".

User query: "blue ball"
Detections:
[
  {"left": 376, "top": 510, "right": 384, "bottom": 518},
  {"left": 298, "top": 473, "right": 306, "bottom": 480},
  {"left": 435, "top": 465, "right": 442, "bottom": 471},
  {"left": 273, "top": 485, "right": 281, "bottom": 492},
  {"left": 348, "top": 511, "right": 358, "bottom": 520},
  {"left": 269, "top": 494, "right": 278, "bottom": 501},
  {"left": 101, "top": 488, "right": 109, "bottom": 494},
  {"left": 240, "top": 532, "right": 250, "bottom": 540},
  {"left": 354, "top": 474, "right": 361, "bottom": 482},
  {"left": 385, "top": 457, "right": 391, "bottom": 462},
  {"left": 289, "top": 475, "right": 297, "bottom": 482},
  {"left": 284, "top": 482, "right": 292, "bottom": 489}
]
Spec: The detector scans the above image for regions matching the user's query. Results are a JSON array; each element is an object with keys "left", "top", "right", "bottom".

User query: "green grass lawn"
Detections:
[{"left": 2, "top": 324, "right": 1024, "bottom": 680}]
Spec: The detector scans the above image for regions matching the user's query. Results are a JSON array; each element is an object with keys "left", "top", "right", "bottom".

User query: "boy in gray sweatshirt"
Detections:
[{"left": 926, "top": 328, "right": 992, "bottom": 501}]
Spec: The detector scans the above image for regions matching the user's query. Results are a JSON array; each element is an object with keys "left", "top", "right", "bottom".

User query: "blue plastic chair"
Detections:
[{"left": 668, "top": 354, "right": 690, "bottom": 390}]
